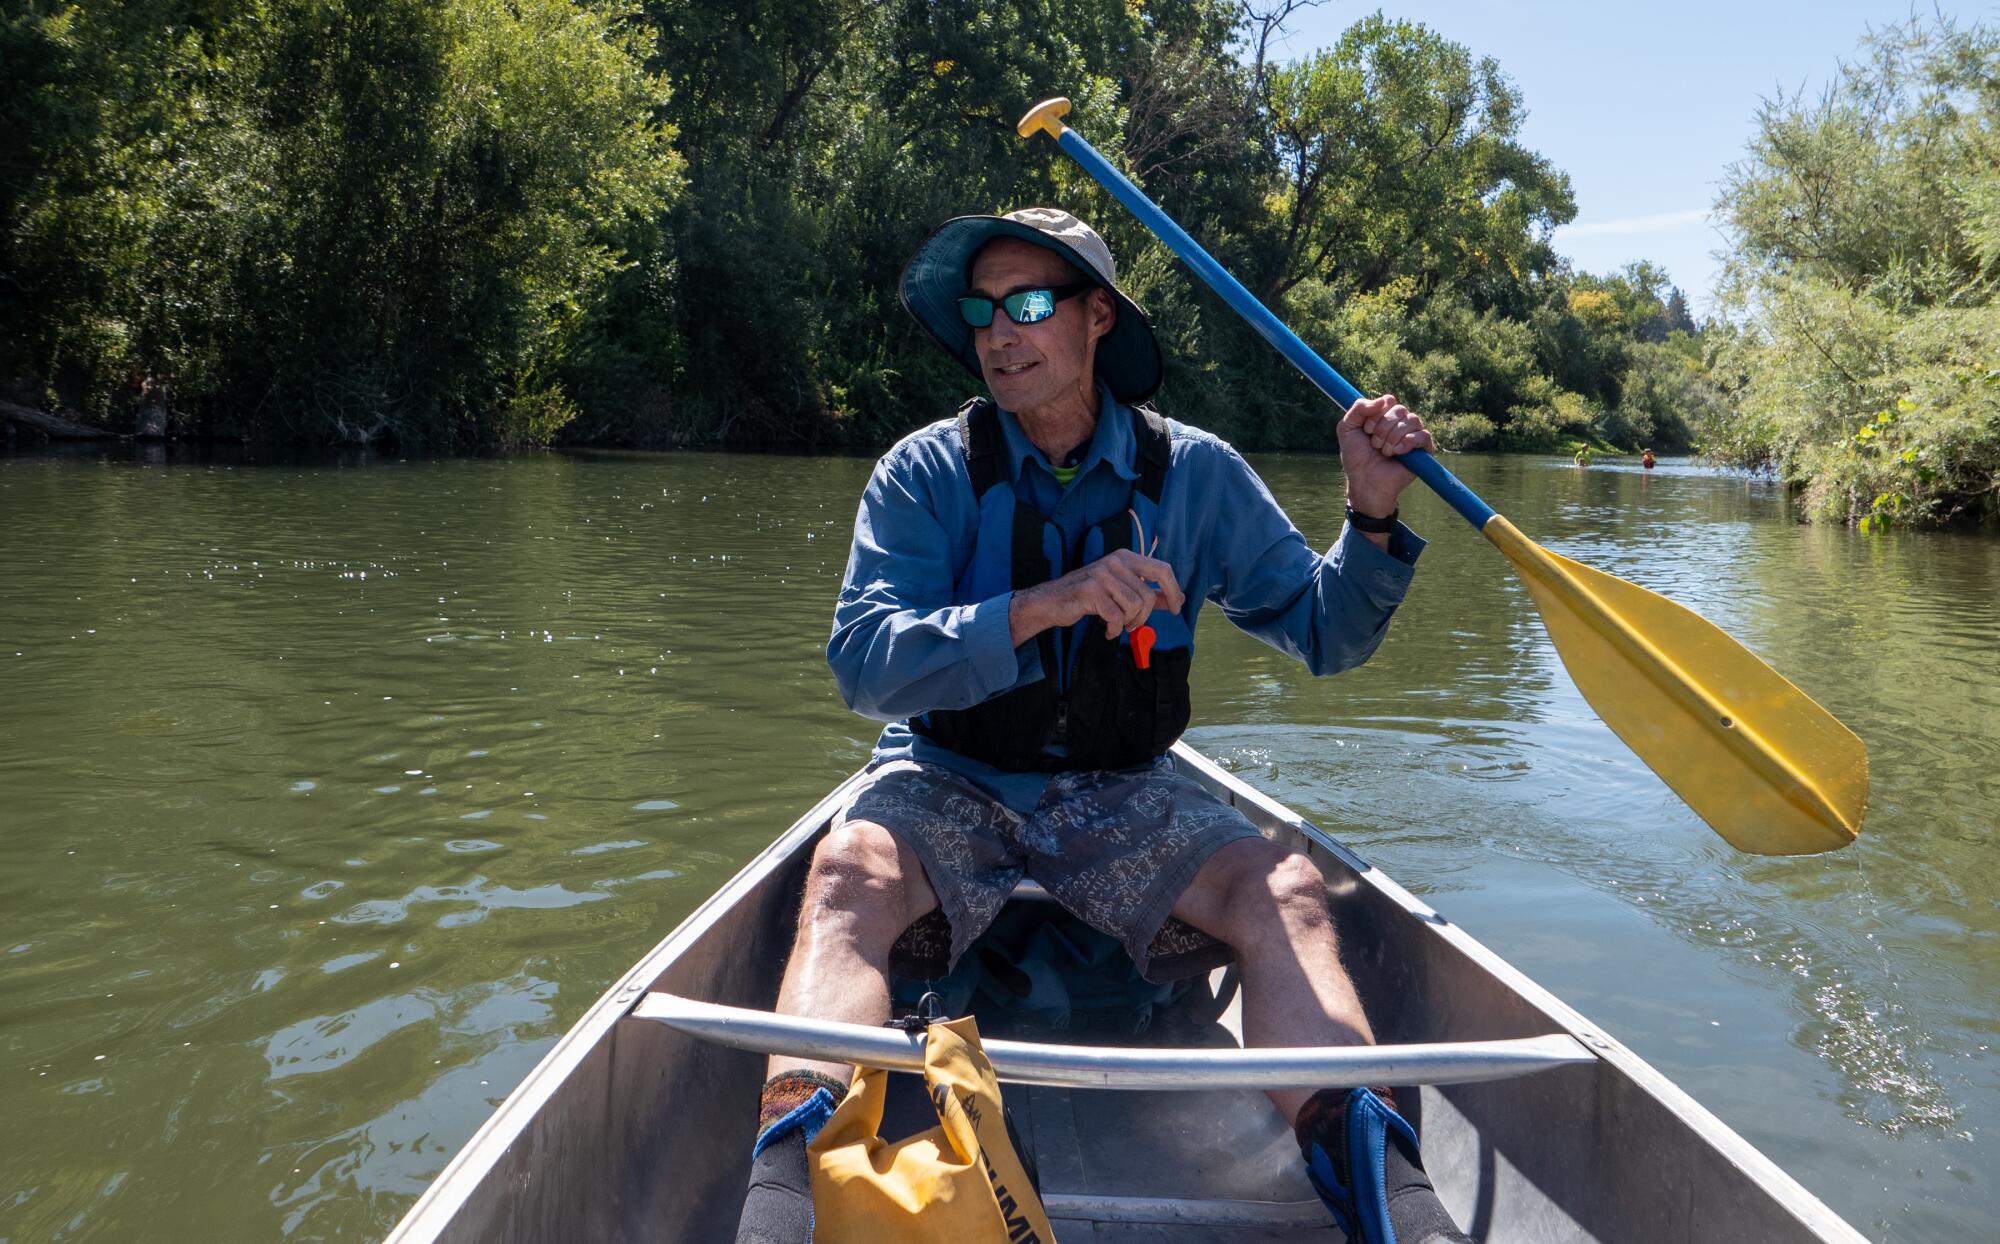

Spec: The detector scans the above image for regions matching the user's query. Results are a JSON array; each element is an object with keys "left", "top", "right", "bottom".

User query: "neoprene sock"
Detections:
[
  {"left": 1295, "top": 1087, "right": 1476, "bottom": 1244},
  {"left": 758, "top": 1069, "right": 846, "bottom": 1133},
  {"left": 734, "top": 1070, "right": 846, "bottom": 1244}
]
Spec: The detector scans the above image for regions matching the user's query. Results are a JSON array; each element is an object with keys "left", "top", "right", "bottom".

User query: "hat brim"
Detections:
[{"left": 899, "top": 215, "right": 1163, "bottom": 405}]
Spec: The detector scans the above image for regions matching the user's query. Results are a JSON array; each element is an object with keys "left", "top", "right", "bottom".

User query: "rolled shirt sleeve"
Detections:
[
  {"left": 827, "top": 448, "right": 1042, "bottom": 722},
  {"left": 1206, "top": 445, "right": 1425, "bottom": 675}
]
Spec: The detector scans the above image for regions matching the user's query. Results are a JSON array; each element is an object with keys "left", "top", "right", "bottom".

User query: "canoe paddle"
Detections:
[{"left": 1018, "top": 97, "right": 1868, "bottom": 855}]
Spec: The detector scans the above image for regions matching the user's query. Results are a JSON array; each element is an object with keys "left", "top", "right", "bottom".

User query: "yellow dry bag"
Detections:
[{"left": 808, "top": 1015, "right": 1055, "bottom": 1243}]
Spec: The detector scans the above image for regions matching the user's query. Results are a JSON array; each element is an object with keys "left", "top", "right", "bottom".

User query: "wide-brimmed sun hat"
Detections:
[{"left": 899, "top": 207, "right": 1163, "bottom": 404}]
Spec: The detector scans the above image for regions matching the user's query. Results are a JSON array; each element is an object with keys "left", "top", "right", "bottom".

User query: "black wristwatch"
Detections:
[{"left": 1344, "top": 502, "right": 1398, "bottom": 534}]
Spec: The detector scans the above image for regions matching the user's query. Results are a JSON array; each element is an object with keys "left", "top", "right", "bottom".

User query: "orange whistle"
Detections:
[{"left": 1131, "top": 625, "right": 1155, "bottom": 670}]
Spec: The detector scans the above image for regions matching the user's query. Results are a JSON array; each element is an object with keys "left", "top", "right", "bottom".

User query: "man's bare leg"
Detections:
[
  {"left": 766, "top": 818, "right": 939, "bottom": 1083},
  {"left": 738, "top": 821, "right": 940, "bottom": 1244},
  {"left": 1170, "top": 835, "right": 1372, "bottom": 1121},
  {"left": 1172, "top": 835, "right": 1474, "bottom": 1243}
]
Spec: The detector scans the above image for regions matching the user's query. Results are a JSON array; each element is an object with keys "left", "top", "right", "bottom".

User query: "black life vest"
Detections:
[{"left": 911, "top": 398, "right": 1193, "bottom": 771}]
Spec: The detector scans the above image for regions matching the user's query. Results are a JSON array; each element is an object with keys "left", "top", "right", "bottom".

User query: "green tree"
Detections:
[
  {"left": 4, "top": 0, "right": 1713, "bottom": 460},
  {"left": 619, "top": 0, "right": 1145, "bottom": 443},
  {"left": 1706, "top": 16, "right": 2000, "bottom": 526},
  {"left": 1258, "top": 15, "right": 1575, "bottom": 310},
  {"left": 7, "top": 0, "right": 682, "bottom": 446},
  {"left": 1664, "top": 286, "right": 1695, "bottom": 335}
]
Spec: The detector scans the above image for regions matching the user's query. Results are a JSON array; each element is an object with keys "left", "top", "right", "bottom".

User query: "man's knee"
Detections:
[
  {"left": 801, "top": 819, "right": 925, "bottom": 941},
  {"left": 1205, "top": 840, "right": 1331, "bottom": 946},
  {"left": 1264, "top": 850, "right": 1331, "bottom": 914}
]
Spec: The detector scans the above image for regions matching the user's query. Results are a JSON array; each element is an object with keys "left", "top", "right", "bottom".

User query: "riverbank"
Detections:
[
  {"left": 0, "top": 3, "right": 1707, "bottom": 467},
  {"left": 17, "top": 392, "right": 1997, "bottom": 540},
  {"left": 0, "top": 399, "right": 112, "bottom": 442}
]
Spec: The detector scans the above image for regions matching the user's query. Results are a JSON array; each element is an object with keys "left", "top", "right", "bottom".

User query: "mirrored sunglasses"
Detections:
[{"left": 958, "top": 282, "right": 1095, "bottom": 329}]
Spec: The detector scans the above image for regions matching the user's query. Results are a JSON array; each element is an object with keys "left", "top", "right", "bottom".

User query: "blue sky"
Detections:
[{"left": 1277, "top": 1, "right": 1956, "bottom": 311}]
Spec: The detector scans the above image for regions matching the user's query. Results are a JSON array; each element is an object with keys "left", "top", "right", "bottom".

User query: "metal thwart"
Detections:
[{"left": 636, "top": 992, "right": 1597, "bottom": 1091}]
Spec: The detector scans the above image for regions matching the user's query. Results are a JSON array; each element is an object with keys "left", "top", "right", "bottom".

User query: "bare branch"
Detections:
[
  {"left": 1242, "top": 0, "right": 1329, "bottom": 108},
  {"left": 1122, "top": 39, "right": 1247, "bottom": 184}
]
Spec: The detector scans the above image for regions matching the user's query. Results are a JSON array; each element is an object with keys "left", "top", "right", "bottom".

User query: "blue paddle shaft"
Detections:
[{"left": 1053, "top": 126, "right": 1498, "bottom": 531}]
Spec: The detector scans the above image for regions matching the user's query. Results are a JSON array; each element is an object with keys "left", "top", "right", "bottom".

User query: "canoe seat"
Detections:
[{"left": 888, "top": 879, "right": 1234, "bottom": 984}]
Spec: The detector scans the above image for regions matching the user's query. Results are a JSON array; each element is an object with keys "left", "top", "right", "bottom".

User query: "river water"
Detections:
[{"left": 0, "top": 447, "right": 1993, "bottom": 1242}]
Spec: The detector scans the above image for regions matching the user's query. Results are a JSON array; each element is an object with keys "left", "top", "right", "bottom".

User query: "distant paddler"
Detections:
[
  {"left": 1642, "top": 448, "right": 1657, "bottom": 469},
  {"left": 1573, "top": 445, "right": 1593, "bottom": 468}
]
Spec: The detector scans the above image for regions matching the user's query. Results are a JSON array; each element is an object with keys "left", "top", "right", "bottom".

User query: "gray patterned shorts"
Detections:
[{"left": 839, "top": 756, "right": 1265, "bottom": 980}]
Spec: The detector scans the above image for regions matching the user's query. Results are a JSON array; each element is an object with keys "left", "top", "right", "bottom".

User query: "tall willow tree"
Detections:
[
  {"left": 1213, "top": 15, "right": 1582, "bottom": 449},
  {"left": 1259, "top": 16, "right": 1573, "bottom": 308},
  {"left": 1707, "top": 16, "right": 2000, "bottom": 526}
]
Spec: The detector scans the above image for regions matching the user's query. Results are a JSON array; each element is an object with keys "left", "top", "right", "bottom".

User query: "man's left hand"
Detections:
[{"left": 1338, "top": 394, "right": 1433, "bottom": 520}]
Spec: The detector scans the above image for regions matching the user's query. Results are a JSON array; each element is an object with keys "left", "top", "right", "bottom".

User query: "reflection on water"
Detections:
[{"left": 1, "top": 448, "right": 1994, "bottom": 1241}]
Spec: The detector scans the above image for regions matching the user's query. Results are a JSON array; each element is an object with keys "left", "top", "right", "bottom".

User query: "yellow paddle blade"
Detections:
[{"left": 1482, "top": 517, "right": 1868, "bottom": 855}]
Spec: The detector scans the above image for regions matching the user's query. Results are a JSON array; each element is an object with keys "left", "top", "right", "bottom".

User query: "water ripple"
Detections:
[{"left": 3, "top": 448, "right": 1992, "bottom": 1242}]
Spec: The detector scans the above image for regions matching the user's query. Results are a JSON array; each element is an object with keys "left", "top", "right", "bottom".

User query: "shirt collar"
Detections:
[{"left": 995, "top": 382, "right": 1141, "bottom": 487}]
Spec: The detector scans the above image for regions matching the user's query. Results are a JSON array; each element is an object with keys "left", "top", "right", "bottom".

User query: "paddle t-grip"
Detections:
[{"left": 1017, "top": 97, "right": 1072, "bottom": 141}]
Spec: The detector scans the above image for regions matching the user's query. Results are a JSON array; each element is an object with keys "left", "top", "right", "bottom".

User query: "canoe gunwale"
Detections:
[
  {"left": 380, "top": 768, "right": 873, "bottom": 1244},
  {"left": 1167, "top": 745, "right": 1868, "bottom": 1244},
  {"left": 382, "top": 743, "right": 1870, "bottom": 1244}
]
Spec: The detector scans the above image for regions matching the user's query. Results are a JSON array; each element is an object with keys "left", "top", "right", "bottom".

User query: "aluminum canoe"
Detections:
[{"left": 383, "top": 743, "right": 1866, "bottom": 1243}]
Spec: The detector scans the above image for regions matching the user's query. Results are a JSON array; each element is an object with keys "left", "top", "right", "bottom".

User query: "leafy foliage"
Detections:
[
  {"left": 3, "top": 1, "right": 1699, "bottom": 454},
  {"left": 1704, "top": 16, "right": 2000, "bottom": 526},
  {"left": 1258, "top": 15, "right": 1573, "bottom": 309},
  {"left": 5, "top": 0, "right": 682, "bottom": 447}
]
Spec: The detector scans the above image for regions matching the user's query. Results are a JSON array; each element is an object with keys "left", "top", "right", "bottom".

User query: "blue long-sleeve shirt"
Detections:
[{"left": 829, "top": 393, "right": 1424, "bottom": 813}]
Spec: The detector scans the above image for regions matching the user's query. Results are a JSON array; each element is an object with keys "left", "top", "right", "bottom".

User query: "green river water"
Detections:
[{"left": 1, "top": 447, "right": 1994, "bottom": 1242}]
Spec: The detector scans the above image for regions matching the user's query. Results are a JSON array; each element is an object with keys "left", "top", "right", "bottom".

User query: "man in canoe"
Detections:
[{"left": 741, "top": 208, "right": 1472, "bottom": 1244}]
